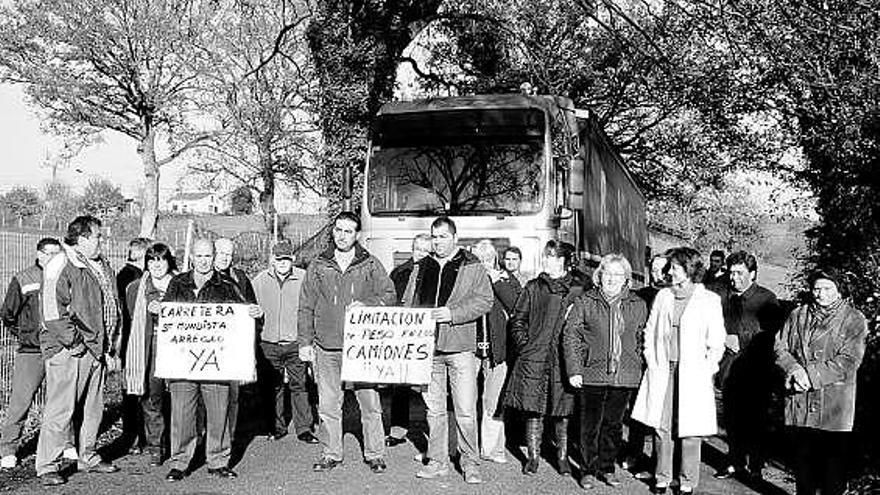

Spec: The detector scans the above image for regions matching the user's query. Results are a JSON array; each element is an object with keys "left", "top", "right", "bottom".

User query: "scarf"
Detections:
[
  {"left": 807, "top": 298, "right": 845, "bottom": 337},
  {"left": 125, "top": 277, "right": 150, "bottom": 395},
  {"left": 602, "top": 290, "right": 625, "bottom": 375},
  {"left": 75, "top": 251, "right": 118, "bottom": 343}
]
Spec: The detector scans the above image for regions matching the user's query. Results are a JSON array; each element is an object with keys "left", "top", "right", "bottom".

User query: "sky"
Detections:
[{"left": 0, "top": 83, "right": 185, "bottom": 199}]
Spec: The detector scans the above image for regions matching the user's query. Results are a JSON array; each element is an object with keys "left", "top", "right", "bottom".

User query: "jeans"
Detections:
[
  {"left": 655, "top": 362, "right": 702, "bottom": 490},
  {"left": 578, "top": 385, "right": 632, "bottom": 475},
  {"left": 261, "top": 342, "right": 314, "bottom": 435},
  {"left": 422, "top": 351, "right": 479, "bottom": 469},
  {"left": 314, "top": 346, "right": 385, "bottom": 461},
  {"left": 0, "top": 352, "right": 45, "bottom": 457},
  {"left": 141, "top": 339, "right": 167, "bottom": 451},
  {"left": 35, "top": 349, "right": 105, "bottom": 475},
  {"left": 167, "top": 380, "right": 231, "bottom": 470},
  {"left": 476, "top": 357, "right": 506, "bottom": 459}
]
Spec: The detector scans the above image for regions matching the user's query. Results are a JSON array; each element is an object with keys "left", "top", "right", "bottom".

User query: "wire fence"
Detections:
[{"left": 0, "top": 218, "right": 330, "bottom": 420}]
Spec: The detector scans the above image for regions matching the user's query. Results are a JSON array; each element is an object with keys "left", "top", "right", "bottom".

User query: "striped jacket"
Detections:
[{"left": 1, "top": 264, "right": 44, "bottom": 353}]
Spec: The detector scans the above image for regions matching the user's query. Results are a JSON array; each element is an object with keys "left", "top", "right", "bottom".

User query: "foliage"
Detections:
[
  {"left": 189, "top": 0, "right": 320, "bottom": 223},
  {"left": 1, "top": 186, "right": 41, "bottom": 219},
  {"left": 79, "top": 177, "right": 126, "bottom": 218},
  {"left": 0, "top": 0, "right": 224, "bottom": 237},
  {"left": 230, "top": 185, "right": 254, "bottom": 215},
  {"left": 41, "top": 180, "right": 79, "bottom": 229}
]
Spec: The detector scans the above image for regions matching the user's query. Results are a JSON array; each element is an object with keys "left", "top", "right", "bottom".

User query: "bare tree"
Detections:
[{"left": 0, "top": 0, "right": 223, "bottom": 237}]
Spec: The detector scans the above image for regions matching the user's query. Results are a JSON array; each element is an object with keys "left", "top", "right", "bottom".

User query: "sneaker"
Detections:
[
  {"left": 385, "top": 435, "right": 407, "bottom": 447},
  {"left": 601, "top": 470, "right": 622, "bottom": 487},
  {"left": 207, "top": 466, "right": 238, "bottom": 478},
  {"left": 62, "top": 447, "right": 78, "bottom": 460},
  {"left": 416, "top": 460, "right": 449, "bottom": 479},
  {"left": 296, "top": 431, "right": 319, "bottom": 444},
  {"left": 0, "top": 455, "right": 16, "bottom": 469},
  {"left": 40, "top": 472, "right": 67, "bottom": 486},
  {"left": 481, "top": 454, "right": 508, "bottom": 464},
  {"left": 312, "top": 456, "right": 343, "bottom": 472},
  {"left": 165, "top": 468, "right": 186, "bottom": 481},
  {"left": 579, "top": 474, "right": 599, "bottom": 490},
  {"left": 86, "top": 462, "right": 119, "bottom": 473},
  {"left": 463, "top": 466, "right": 483, "bottom": 484},
  {"left": 367, "top": 458, "right": 387, "bottom": 474},
  {"left": 634, "top": 470, "right": 653, "bottom": 480}
]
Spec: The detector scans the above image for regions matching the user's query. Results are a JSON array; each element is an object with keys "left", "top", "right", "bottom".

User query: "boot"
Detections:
[
  {"left": 523, "top": 416, "right": 543, "bottom": 475},
  {"left": 555, "top": 417, "right": 571, "bottom": 475}
]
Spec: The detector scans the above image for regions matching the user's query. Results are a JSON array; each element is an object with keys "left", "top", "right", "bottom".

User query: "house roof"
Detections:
[{"left": 168, "top": 192, "right": 214, "bottom": 202}]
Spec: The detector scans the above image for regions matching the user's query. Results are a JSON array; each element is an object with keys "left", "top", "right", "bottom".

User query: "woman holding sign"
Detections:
[
  {"left": 124, "top": 242, "right": 178, "bottom": 467},
  {"left": 504, "top": 241, "right": 586, "bottom": 477}
]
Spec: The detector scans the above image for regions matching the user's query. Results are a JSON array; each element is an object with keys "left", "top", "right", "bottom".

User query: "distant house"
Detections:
[{"left": 166, "top": 192, "right": 228, "bottom": 214}]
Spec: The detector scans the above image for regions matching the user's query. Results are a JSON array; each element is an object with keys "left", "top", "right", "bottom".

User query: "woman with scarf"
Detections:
[
  {"left": 774, "top": 270, "right": 866, "bottom": 495},
  {"left": 630, "top": 247, "right": 726, "bottom": 494},
  {"left": 124, "top": 242, "right": 178, "bottom": 467},
  {"left": 504, "top": 241, "right": 585, "bottom": 477},
  {"left": 563, "top": 254, "right": 647, "bottom": 489}
]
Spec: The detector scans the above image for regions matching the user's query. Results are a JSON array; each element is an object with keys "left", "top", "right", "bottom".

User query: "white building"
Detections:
[{"left": 166, "top": 192, "right": 228, "bottom": 214}]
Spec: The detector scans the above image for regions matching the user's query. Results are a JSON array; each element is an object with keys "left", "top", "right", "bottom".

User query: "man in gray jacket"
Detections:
[
  {"left": 298, "top": 212, "right": 397, "bottom": 474},
  {"left": 252, "top": 241, "right": 318, "bottom": 443},
  {"left": 406, "top": 216, "right": 494, "bottom": 484}
]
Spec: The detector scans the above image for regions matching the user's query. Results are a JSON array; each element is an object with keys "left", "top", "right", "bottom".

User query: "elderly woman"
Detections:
[
  {"left": 504, "top": 241, "right": 585, "bottom": 476},
  {"left": 631, "top": 247, "right": 726, "bottom": 494},
  {"left": 563, "top": 254, "right": 647, "bottom": 489},
  {"left": 471, "top": 240, "right": 521, "bottom": 463},
  {"left": 774, "top": 270, "right": 866, "bottom": 495},
  {"left": 125, "top": 242, "right": 178, "bottom": 467}
]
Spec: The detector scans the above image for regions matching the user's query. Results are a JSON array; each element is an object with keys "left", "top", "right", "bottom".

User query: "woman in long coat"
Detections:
[
  {"left": 774, "top": 270, "right": 866, "bottom": 495},
  {"left": 504, "top": 241, "right": 585, "bottom": 476},
  {"left": 124, "top": 243, "right": 177, "bottom": 467},
  {"left": 631, "top": 247, "right": 726, "bottom": 494}
]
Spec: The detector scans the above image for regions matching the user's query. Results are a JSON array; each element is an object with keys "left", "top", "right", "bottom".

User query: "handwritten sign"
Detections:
[
  {"left": 341, "top": 307, "right": 435, "bottom": 385},
  {"left": 155, "top": 302, "right": 255, "bottom": 381}
]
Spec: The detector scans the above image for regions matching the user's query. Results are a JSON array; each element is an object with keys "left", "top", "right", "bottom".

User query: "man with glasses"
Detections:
[
  {"left": 37, "top": 216, "right": 121, "bottom": 485},
  {"left": 1, "top": 238, "right": 70, "bottom": 470}
]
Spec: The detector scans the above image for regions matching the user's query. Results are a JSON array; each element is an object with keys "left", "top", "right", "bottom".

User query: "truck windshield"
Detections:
[{"left": 367, "top": 138, "right": 544, "bottom": 216}]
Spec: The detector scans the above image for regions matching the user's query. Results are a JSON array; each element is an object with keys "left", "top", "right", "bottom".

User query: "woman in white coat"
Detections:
[{"left": 631, "top": 247, "right": 726, "bottom": 494}]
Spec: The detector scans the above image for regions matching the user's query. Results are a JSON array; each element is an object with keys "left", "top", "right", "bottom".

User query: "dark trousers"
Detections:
[
  {"left": 260, "top": 342, "right": 314, "bottom": 436},
  {"left": 792, "top": 427, "right": 850, "bottom": 495},
  {"left": 381, "top": 386, "right": 412, "bottom": 438},
  {"left": 141, "top": 340, "right": 168, "bottom": 451},
  {"left": 578, "top": 385, "right": 632, "bottom": 475},
  {"left": 0, "top": 352, "right": 45, "bottom": 457}
]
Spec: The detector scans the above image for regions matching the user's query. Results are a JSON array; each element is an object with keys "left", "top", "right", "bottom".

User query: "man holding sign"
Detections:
[
  {"left": 161, "top": 238, "right": 262, "bottom": 482},
  {"left": 298, "top": 212, "right": 397, "bottom": 474}
]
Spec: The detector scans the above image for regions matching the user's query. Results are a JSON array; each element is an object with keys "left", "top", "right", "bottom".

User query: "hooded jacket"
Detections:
[{"left": 297, "top": 244, "right": 396, "bottom": 351}]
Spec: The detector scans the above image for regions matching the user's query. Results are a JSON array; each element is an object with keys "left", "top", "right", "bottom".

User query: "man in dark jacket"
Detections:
[
  {"left": 714, "top": 251, "right": 783, "bottom": 481},
  {"left": 383, "top": 233, "right": 432, "bottom": 447},
  {"left": 162, "top": 238, "right": 262, "bottom": 482},
  {"left": 407, "top": 217, "right": 493, "bottom": 485},
  {"left": 298, "top": 212, "right": 397, "bottom": 474},
  {"left": 116, "top": 236, "right": 150, "bottom": 452},
  {"left": 0, "top": 238, "right": 62, "bottom": 469},
  {"left": 36, "top": 216, "right": 121, "bottom": 486}
]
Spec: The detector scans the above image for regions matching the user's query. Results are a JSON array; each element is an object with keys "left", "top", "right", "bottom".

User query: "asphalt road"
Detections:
[{"left": 1, "top": 421, "right": 795, "bottom": 495}]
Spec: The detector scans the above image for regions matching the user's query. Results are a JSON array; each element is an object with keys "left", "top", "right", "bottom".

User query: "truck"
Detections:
[{"left": 354, "top": 93, "right": 647, "bottom": 283}]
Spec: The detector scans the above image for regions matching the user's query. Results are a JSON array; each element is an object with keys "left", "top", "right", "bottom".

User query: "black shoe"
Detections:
[
  {"left": 297, "top": 431, "right": 319, "bottom": 444},
  {"left": 207, "top": 466, "right": 238, "bottom": 479},
  {"left": 385, "top": 435, "right": 407, "bottom": 447},
  {"left": 86, "top": 462, "right": 119, "bottom": 473},
  {"left": 367, "top": 458, "right": 387, "bottom": 474},
  {"left": 522, "top": 456, "right": 539, "bottom": 475},
  {"left": 165, "top": 468, "right": 186, "bottom": 481},
  {"left": 268, "top": 431, "right": 288, "bottom": 441},
  {"left": 714, "top": 465, "right": 739, "bottom": 479},
  {"left": 557, "top": 456, "right": 571, "bottom": 475},
  {"left": 40, "top": 472, "right": 67, "bottom": 486},
  {"left": 652, "top": 484, "right": 668, "bottom": 494},
  {"left": 313, "top": 457, "right": 342, "bottom": 472}
]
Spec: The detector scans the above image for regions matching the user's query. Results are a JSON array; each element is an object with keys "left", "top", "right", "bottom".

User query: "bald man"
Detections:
[{"left": 162, "top": 239, "right": 261, "bottom": 481}]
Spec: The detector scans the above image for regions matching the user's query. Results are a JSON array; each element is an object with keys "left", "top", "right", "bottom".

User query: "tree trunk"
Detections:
[
  {"left": 139, "top": 127, "right": 160, "bottom": 238},
  {"left": 259, "top": 163, "right": 276, "bottom": 233}
]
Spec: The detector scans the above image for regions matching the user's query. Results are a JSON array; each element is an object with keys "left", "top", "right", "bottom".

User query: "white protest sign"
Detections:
[
  {"left": 155, "top": 302, "right": 255, "bottom": 381},
  {"left": 341, "top": 307, "right": 435, "bottom": 385}
]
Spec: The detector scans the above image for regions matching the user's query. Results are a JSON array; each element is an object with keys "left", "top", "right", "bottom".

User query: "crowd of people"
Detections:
[{"left": 0, "top": 212, "right": 868, "bottom": 495}]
